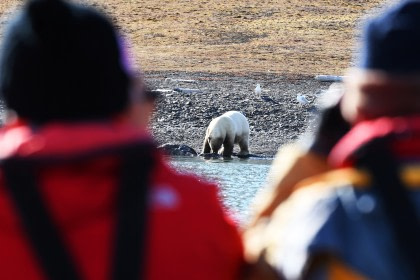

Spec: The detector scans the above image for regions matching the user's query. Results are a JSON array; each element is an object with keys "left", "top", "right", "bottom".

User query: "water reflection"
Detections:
[{"left": 169, "top": 156, "right": 272, "bottom": 224}]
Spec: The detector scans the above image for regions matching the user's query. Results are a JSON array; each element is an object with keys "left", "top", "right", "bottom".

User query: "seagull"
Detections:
[
  {"left": 254, "top": 84, "right": 262, "bottom": 95},
  {"left": 297, "top": 94, "right": 310, "bottom": 106}
]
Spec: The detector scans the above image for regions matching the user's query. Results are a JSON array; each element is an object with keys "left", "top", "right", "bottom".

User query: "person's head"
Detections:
[
  {"left": 341, "top": 0, "right": 420, "bottom": 124},
  {"left": 0, "top": 0, "right": 137, "bottom": 124}
]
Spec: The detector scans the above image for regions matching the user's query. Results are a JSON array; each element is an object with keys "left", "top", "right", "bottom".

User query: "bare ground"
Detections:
[{"left": 0, "top": 0, "right": 395, "bottom": 155}]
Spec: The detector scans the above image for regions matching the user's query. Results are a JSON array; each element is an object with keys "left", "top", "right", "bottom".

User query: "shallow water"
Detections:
[{"left": 169, "top": 157, "right": 273, "bottom": 224}]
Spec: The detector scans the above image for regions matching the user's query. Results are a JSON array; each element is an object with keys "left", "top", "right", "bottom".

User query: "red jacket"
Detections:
[{"left": 0, "top": 120, "right": 244, "bottom": 280}]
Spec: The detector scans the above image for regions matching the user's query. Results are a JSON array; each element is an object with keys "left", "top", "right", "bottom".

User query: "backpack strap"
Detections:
[
  {"left": 111, "top": 145, "right": 154, "bottom": 280},
  {"left": 2, "top": 143, "right": 155, "bottom": 280},
  {"left": 356, "top": 137, "right": 420, "bottom": 279},
  {"left": 3, "top": 158, "right": 82, "bottom": 280}
]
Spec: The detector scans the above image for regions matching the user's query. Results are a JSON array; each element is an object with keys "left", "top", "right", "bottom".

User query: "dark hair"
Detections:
[{"left": 0, "top": 0, "right": 130, "bottom": 123}]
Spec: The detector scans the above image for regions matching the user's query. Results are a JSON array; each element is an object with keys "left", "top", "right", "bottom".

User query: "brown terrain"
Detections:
[{"left": 0, "top": 0, "right": 395, "bottom": 156}]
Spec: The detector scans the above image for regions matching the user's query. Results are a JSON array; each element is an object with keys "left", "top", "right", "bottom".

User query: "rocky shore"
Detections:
[{"left": 145, "top": 71, "right": 336, "bottom": 157}]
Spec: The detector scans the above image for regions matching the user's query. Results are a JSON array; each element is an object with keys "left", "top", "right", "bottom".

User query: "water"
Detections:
[{"left": 170, "top": 157, "right": 273, "bottom": 224}]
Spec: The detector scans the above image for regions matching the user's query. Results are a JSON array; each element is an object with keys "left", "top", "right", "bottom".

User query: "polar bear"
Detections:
[{"left": 202, "top": 111, "right": 250, "bottom": 158}]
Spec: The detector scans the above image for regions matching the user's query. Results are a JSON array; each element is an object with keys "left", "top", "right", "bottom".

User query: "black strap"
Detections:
[
  {"left": 2, "top": 144, "right": 155, "bottom": 280},
  {"left": 3, "top": 159, "right": 81, "bottom": 280},
  {"left": 356, "top": 138, "right": 420, "bottom": 279},
  {"left": 112, "top": 148, "right": 153, "bottom": 280}
]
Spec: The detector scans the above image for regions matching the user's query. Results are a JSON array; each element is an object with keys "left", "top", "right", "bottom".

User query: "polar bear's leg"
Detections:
[
  {"left": 210, "top": 138, "right": 223, "bottom": 154},
  {"left": 237, "top": 134, "right": 250, "bottom": 156},
  {"left": 202, "top": 137, "right": 211, "bottom": 154},
  {"left": 222, "top": 136, "right": 234, "bottom": 158}
]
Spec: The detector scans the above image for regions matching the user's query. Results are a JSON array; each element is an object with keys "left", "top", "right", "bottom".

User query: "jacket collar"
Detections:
[
  {"left": 0, "top": 119, "right": 152, "bottom": 159},
  {"left": 329, "top": 115, "right": 420, "bottom": 167}
]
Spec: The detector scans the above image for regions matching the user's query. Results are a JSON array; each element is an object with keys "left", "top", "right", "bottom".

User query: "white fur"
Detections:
[{"left": 203, "top": 111, "right": 250, "bottom": 157}]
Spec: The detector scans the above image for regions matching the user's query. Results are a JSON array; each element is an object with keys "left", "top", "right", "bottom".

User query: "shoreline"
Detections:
[{"left": 145, "top": 71, "right": 335, "bottom": 157}]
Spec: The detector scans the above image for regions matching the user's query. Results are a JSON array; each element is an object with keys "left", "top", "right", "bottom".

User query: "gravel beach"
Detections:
[{"left": 145, "top": 71, "right": 334, "bottom": 157}]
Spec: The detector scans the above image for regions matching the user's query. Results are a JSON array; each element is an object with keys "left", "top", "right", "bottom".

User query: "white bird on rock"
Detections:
[
  {"left": 254, "top": 84, "right": 262, "bottom": 95},
  {"left": 297, "top": 94, "right": 310, "bottom": 106}
]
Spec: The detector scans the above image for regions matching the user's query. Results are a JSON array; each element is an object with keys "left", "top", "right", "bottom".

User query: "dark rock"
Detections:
[{"left": 158, "top": 143, "right": 198, "bottom": 157}]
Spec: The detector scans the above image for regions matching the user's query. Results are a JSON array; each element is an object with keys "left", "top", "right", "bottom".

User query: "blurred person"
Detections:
[
  {"left": 0, "top": 0, "right": 244, "bottom": 280},
  {"left": 243, "top": 1, "right": 420, "bottom": 279},
  {"left": 246, "top": 84, "right": 348, "bottom": 227}
]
